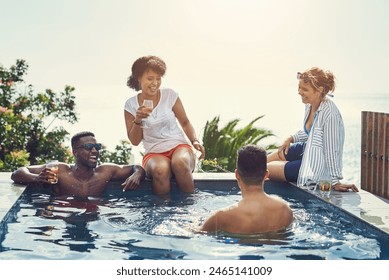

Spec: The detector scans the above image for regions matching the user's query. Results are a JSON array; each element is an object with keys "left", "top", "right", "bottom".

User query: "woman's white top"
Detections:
[
  {"left": 124, "top": 88, "right": 190, "bottom": 154},
  {"left": 292, "top": 98, "right": 345, "bottom": 186}
]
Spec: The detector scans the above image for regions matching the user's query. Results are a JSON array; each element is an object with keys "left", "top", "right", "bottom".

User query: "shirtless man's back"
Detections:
[{"left": 201, "top": 145, "right": 293, "bottom": 234}]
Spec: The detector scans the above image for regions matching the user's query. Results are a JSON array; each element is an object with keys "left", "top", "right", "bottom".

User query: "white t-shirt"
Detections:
[{"left": 124, "top": 88, "right": 190, "bottom": 154}]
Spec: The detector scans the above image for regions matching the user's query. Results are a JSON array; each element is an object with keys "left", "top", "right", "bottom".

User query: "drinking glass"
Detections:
[
  {"left": 318, "top": 176, "right": 331, "bottom": 197},
  {"left": 142, "top": 99, "right": 153, "bottom": 128},
  {"left": 46, "top": 160, "right": 59, "bottom": 184}
]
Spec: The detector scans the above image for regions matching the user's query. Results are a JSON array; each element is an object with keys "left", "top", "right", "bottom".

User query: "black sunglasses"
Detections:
[{"left": 75, "top": 143, "right": 102, "bottom": 151}]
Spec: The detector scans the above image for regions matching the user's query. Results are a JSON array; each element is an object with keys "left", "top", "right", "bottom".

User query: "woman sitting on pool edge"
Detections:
[
  {"left": 124, "top": 55, "right": 205, "bottom": 196},
  {"left": 267, "top": 67, "right": 358, "bottom": 192}
]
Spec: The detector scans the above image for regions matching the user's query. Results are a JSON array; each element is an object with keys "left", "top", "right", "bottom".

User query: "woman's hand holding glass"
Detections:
[
  {"left": 134, "top": 100, "right": 153, "bottom": 128},
  {"left": 141, "top": 99, "right": 153, "bottom": 128}
]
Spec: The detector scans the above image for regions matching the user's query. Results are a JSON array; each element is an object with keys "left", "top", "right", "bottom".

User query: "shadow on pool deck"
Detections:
[{"left": 1, "top": 172, "right": 389, "bottom": 234}]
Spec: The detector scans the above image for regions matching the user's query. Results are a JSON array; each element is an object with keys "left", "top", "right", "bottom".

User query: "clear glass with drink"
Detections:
[
  {"left": 46, "top": 160, "right": 59, "bottom": 184},
  {"left": 318, "top": 175, "right": 331, "bottom": 197},
  {"left": 142, "top": 99, "right": 153, "bottom": 128}
]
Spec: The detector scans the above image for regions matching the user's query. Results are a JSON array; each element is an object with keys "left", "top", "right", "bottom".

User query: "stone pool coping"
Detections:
[{"left": 1, "top": 172, "right": 389, "bottom": 234}]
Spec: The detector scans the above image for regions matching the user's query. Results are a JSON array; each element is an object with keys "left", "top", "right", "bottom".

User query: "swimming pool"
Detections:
[{"left": 0, "top": 178, "right": 388, "bottom": 260}]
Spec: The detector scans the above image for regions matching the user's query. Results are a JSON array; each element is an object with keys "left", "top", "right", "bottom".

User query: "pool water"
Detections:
[{"left": 0, "top": 181, "right": 388, "bottom": 260}]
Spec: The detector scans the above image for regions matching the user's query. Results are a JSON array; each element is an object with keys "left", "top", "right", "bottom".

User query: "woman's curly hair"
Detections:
[{"left": 127, "top": 55, "right": 167, "bottom": 91}]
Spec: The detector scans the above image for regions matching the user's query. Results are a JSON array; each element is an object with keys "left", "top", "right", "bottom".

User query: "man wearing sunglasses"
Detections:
[{"left": 11, "top": 131, "right": 146, "bottom": 197}]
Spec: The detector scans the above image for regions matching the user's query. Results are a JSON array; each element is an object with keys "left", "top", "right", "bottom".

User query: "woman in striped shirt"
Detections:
[{"left": 267, "top": 67, "right": 358, "bottom": 192}]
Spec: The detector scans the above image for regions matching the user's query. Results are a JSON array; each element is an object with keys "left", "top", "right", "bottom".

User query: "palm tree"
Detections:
[{"left": 200, "top": 115, "right": 276, "bottom": 172}]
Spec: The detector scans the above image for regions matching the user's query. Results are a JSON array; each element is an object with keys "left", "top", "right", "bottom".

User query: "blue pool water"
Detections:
[{"left": 0, "top": 180, "right": 388, "bottom": 260}]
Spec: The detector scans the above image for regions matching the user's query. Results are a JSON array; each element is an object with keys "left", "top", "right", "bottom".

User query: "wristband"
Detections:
[{"left": 133, "top": 120, "right": 142, "bottom": 126}]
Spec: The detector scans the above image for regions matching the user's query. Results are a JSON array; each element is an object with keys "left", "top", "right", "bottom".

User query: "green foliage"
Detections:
[
  {"left": 98, "top": 140, "right": 133, "bottom": 165},
  {"left": 199, "top": 158, "right": 229, "bottom": 172},
  {"left": 199, "top": 115, "right": 277, "bottom": 172},
  {"left": 0, "top": 60, "right": 135, "bottom": 171},
  {"left": 0, "top": 150, "right": 30, "bottom": 171},
  {"left": 0, "top": 60, "right": 77, "bottom": 170}
]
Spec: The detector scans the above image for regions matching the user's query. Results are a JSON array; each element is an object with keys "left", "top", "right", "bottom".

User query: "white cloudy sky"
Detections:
[{"left": 2, "top": 0, "right": 388, "bottom": 158}]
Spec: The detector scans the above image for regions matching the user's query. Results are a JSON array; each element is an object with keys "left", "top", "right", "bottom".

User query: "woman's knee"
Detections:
[
  {"left": 171, "top": 150, "right": 195, "bottom": 173},
  {"left": 147, "top": 163, "right": 171, "bottom": 195},
  {"left": 171, "top": 157, "right": 191, "bottom": 171},
  {"left": 267, "top": 150, "right": 285, "bottom": 162},
  {"left": 146, "top": 158, "right": 171, "bottom": 179}
]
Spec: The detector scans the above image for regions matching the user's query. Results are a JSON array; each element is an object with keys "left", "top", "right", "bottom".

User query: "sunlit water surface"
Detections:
[{"left": 0, "top": 185, "right": 386, "bottom": 260}]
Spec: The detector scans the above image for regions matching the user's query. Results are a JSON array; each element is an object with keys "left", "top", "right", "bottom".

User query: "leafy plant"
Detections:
[
  {"left": 199, "top": 115, "right": 276, "bottom": 172},
  {"left": 0, "top": 149, "right": 30, "bottom": 171},
  {"left": 98, "top": 140, "right": 133, "bottom": 165},
  {"left": 0, "top": 60, "right": 78, "bottom": 170},
  {"left": 0, "top": 60, "right": 134, "bottom": 171}
]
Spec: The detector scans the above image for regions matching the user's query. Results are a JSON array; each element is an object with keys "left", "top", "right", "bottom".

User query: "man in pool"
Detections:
[
  {"left": 11, "top": 131, "right": 146, "bottom": 197},
  {"left": 201, "top": 144, "right": 293, "bottom": 234}
]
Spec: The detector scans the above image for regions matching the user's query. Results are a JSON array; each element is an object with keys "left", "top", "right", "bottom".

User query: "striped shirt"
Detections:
[{"left": 292, "top": 98, "right": 345, "bottom": 187}]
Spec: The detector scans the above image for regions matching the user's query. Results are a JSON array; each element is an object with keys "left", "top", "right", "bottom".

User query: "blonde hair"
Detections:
[{"left": 299, "top": 67, "right": 336, "bottom": 97}]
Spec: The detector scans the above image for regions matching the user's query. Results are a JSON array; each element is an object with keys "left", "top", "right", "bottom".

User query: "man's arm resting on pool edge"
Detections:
[{"left": 11, "top": 165, "right": 46, "bottom": 184}]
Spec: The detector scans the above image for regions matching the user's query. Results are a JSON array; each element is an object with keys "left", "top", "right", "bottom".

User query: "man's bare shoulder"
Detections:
[
  {"left": 201, "top": 204, "right": 239, "bottom": 233},
  {"left": 267, "top": 194, "right": 293, "bottom": 222},
  {"left": 218, "top": 204, "right": 245, "bottom": 223},
  {"left": 94, "top": 163, "right": 122, "bottom": 172},
  {"left": 94, "top": 163, "right": 139, "bottom": 181},
  {"left": 210, "top": 204, "right": 238, "bottom": 219},
  {"left": 96, "top": 163, "right": 119, "bottom": 167},
  {"left": 268, "top": 194, "right": 290, "bottom": 205},
  {"left": 58, "top": 162, "right": 72, "bottom": 170}
]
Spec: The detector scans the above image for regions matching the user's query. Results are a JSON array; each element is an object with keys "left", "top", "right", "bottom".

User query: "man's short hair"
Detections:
[
  {"left": 71, "top": 131, "right": 95, "bottom": 148},
  {"left": 236, "top": 144, "right": 267, "bottom": 185}
]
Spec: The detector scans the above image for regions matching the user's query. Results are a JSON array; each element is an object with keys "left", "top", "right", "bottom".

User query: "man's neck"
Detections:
[{"left": 240, "top": 183, "right": 264, "bottom": 198}]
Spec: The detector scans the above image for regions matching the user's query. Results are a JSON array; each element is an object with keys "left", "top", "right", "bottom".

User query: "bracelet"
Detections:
[
  {"left": 191, "top": 139, "right": 200, "bottom": 145},
  {"left": 133, "top": 120, "right": 142, "bottom": 126}
]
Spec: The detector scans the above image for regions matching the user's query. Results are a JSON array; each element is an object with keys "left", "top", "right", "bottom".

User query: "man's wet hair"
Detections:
[{"left": 236, "top": 144, "right": 267, "bottom": 185}]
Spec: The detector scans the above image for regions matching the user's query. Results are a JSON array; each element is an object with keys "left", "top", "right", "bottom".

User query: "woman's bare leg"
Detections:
[
  {"left": 171, "top": 147, "right": 196, "bottom": 193},
  {"left": 267, "top": 149, "right": 286, "bottom": 162},
  {"left": 267, "top": 149, "right": 287, "bottom": 181},
  {"left": 145, "top": 156, "right": 172, "bottom": 195},
  {"left": 267, "top": 161, "right": 287, "bottom": 181}
]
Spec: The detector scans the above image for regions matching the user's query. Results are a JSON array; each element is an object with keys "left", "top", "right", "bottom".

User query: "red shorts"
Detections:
[{"left": 142, "top": 144, "right": 194, "bottom": 168}]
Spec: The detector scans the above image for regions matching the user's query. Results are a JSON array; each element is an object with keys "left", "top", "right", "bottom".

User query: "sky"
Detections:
[{"left": 1, "top": 0, "right": 389, "bottom": 161}]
